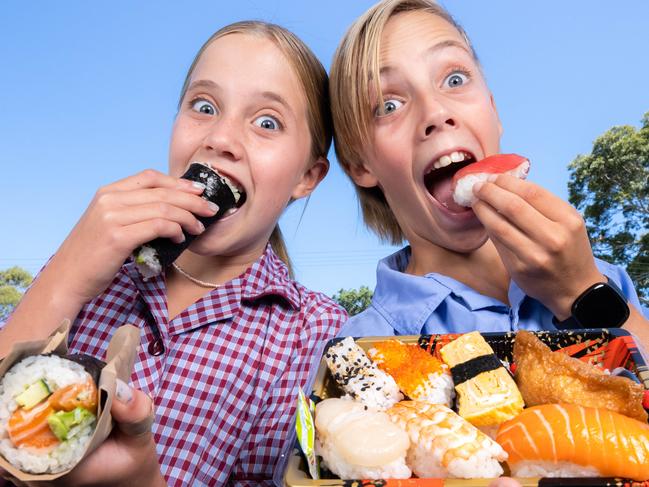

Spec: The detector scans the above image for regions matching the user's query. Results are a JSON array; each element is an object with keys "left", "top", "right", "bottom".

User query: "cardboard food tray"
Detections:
[{"left": 284, "top": 329, "right": 649, "bottom": 487}]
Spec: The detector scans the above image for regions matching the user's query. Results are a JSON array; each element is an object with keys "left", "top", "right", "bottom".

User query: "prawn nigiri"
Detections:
[
  {"left": 452, "top": 153, "right": 530, "bottom": 207},
  {"left": 496, "top": 403, "right": 649, "bottom": 480}
]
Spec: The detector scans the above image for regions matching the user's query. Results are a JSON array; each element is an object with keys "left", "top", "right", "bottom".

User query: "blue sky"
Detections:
[{"left": 1, "top": 1, "right": 649, "bottom": 297}]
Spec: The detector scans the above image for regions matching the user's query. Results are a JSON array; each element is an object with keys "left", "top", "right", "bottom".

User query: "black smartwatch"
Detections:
[{"left": 553, "top": 276, "right": 630, "bottom": 329}]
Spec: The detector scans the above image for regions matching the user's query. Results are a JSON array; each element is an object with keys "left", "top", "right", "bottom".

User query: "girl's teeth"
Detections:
[
  {"left": 438, "top": 155, "right": 452, "bottom": 167},
  {"left": 450, "top": 151, "right": 464, "bottom": 163}
]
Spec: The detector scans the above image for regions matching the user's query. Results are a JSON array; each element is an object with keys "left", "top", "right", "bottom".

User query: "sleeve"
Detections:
[
  {"left": 337, "top": 305, "right": 397, "bottom": 337},
  {"left": 595, "top": 258, "right": 643, "bottom": 310}
]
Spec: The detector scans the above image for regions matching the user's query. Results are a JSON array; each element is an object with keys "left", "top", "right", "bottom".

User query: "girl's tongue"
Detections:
[{"left": 428, "top": 172, "right": 469, "bottom": 213}]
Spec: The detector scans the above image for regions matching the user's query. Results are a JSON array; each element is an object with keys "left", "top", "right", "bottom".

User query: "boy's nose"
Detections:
[
  {"left": 202, "top": 118, "right": 244, "bottom": 161},
  {"left": 420, "top": 97, "right": 457, "bottom": 138}
]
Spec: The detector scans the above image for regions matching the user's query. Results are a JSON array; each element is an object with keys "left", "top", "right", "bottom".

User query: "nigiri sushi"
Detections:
[
  {"left": 496, "top": 403, "right": 649, "bottom": 480},
  {"left": 452, "top": 154, "right": 530, "bottom": 207},
  {"left": 368, "top": 340, "right": 454, "bottom": 407},
  {"left": 315, "top": 398, "right": 411, "bottom": 479},
  {"left": 324, "top": 337, "right": 403, "bottom": 410},
  {"left": 387, "top": 400, "right": 507, "bottom": 478}
]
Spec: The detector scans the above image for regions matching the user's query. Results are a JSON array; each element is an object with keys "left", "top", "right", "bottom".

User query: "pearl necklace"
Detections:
[{"left": 171, "top": 262, "right": 219, "bottom": 288}]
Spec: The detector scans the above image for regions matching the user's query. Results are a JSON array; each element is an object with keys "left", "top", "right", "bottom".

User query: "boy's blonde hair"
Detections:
[
  {"left": 330, "top": 0, "right": 475, "bottom": 244},
  {"left": 179, "top": 21, "right": 333, "bottom": 274}
]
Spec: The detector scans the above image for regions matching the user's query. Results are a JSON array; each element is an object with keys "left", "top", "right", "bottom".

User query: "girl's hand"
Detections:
[
  {"left": 0, "top": 382, "right": 166, "bottom": 487},
  {"left": 51, "top": 169, "right": 217, "bottom": 303},
  {"left": 472, "top": 174, "right": 604, "bottom": 320}
]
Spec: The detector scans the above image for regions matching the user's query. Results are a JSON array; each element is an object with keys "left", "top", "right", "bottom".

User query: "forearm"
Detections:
[
  {"left": 0, "top": 257, "right": 88, "bottom": 359},
  {"left": 622, "top": 305, "right": 649, "bottom": 360}
]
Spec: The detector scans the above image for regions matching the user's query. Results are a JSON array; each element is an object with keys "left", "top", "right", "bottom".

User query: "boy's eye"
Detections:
[
  {"left": 375, "top": 98, "right": 403, "bottom": 117},
  {"left": 191, "top": 99, "right": 216, "bottom": 115},
  {"left": 445, "top": 72, "right": 469, "bottom": 88},
  {"left": 254, "top": 115, "right": 281, "bottom": 131}
]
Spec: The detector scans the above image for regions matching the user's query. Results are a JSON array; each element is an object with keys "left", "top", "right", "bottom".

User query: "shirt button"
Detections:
[{"left": 148, "top": 338, "right": 165, "bottom": 356}]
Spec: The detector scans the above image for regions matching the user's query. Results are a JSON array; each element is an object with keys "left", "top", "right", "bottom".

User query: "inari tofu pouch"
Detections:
[{"left": 0, "top": 320, "right": 140, "bottom": 481}]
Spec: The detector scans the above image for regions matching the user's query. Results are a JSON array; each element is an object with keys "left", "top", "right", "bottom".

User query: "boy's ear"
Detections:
[
  {"left": 348, "top": 161, "right": 379, "bottom": 188},
  {"left": 490, "top": 93, "right": 503, "bottom": 137},
  {"left": 291, "top": 157, "right": 329, "bottom": 199}
]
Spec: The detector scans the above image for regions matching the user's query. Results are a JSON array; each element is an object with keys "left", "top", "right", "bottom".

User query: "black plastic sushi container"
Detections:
[{"left": 284, "top": 329, "right": 649, "bottom": 487}]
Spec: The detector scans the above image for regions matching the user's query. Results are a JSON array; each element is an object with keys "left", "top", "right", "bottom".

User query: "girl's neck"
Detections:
[{"left": 405, "top": 239, "right": 511, "bottom": 305}]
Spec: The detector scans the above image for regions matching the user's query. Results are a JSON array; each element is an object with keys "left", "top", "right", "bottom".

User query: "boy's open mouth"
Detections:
[{"left": 423, "top": 150, "right": 475, "bottom": 212}]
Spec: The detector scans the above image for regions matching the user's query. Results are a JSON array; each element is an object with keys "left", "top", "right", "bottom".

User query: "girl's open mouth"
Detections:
[{"left": 423, "top": 150, "right": 475, "bottom": 213}]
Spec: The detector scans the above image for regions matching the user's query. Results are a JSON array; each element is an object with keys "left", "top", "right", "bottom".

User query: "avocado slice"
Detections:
[
  {"left": 15, "top": 379, "right": 51, "bottom": 410},
  {"left": 47, "top": 407, "right": 96, "bottom": 441}
]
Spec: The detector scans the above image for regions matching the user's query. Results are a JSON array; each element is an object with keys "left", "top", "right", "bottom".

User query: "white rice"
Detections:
[
  {"left": 453, "top": 159, "right": 530, "bottom": 207},
  {"left": 0, "top": 355, "right": 96, "bottom": 474},
  {"left": 411, "top": 370, "right": 455, "bottom": 407},
  {"left": 512, "top": 460, "right": 600, "bottom": 478},
  {"left": 134, "top": 244, "right": 161, "bottom": 279}
]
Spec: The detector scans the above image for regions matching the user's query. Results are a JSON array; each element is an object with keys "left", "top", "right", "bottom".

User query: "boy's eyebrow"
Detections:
[
  {"left": 186, "top": 79, "right": 220, "bottom": 92},
  {"left": 379, "top": 39, "right": 471, "bottom": 76}
]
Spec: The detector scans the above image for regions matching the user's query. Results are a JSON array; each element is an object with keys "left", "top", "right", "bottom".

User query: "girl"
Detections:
[
  {"left": 0, "top": 21, "right": 346, "bottom": 486},
  {"left": 329, "top": 0, "right": 649, "bottom": 348}
]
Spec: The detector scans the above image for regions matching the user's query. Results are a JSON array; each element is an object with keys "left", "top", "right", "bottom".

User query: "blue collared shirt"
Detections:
[{"left": 340, "top": 246, "right": 643, "bottom": 337}]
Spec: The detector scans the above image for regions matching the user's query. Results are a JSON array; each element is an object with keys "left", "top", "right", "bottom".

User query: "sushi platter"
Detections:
[{"left": 284, "top": 329, "right": 649, "bottom": 486}]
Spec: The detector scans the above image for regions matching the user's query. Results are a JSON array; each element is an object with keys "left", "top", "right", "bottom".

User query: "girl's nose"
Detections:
[{"left": 202, "top": 118, "right": 244, "bottom": 161}]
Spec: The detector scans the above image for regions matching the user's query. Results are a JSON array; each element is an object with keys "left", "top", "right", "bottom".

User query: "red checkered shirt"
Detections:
[{"left": 65, "top": 245, "right": 346, "bottom": 486}]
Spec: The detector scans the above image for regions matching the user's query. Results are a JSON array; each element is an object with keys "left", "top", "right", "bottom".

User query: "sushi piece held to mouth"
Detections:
[
  {"left": 451, "top": 153, "right": 530, "bottom": 207},
  {"left": 134, "top": 161, "right": 247, "bottom": 279}
]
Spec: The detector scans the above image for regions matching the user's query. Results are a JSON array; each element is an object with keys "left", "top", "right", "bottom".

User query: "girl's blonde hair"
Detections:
[
  {"left": 330, "top": 0, "right": 475, "bottom": 244},
  {"left": 179, "top": 21, "right": 332, "bottom": 275}
]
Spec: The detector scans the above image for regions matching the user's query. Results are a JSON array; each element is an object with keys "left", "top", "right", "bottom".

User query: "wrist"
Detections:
[{"left": 549, "top": 272, "right": 608, "bottom": 320}]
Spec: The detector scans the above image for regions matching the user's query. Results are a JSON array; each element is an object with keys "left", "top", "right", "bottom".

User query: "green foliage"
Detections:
[
  {"left": 568, "top": 111, "right": 649, "bottom": 304},
  {"left": 0, "top": 266, "right": 33, "bottom": 321},
  {"left": 332, "top": 286, "right": 373, "bottom": 316}
]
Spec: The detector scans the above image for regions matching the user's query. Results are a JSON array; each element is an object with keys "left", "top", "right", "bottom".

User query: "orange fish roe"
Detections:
[{"left": 369, "top": 340, "right": 446, "bottom": 399}]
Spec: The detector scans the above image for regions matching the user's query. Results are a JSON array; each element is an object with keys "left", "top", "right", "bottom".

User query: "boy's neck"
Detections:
[{"left": 405, "top": 239, "right": 511, "bottom": 305}]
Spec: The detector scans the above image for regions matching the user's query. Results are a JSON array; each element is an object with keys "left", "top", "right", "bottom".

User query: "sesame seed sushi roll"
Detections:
[
  {"left": 387, "top": 400, "right": 507, "bottom": 479},
  {"left": 314, "top": 398, "right": 411, "bottom": 479},
  {"left": 368, "top": 340, "right": 454, "bottom": 407},
  {"left": 324, "top": 337, "right": 402, "bottom": 411},
  {"left": 0, "top": 354, "right": 104, "bottom": 474},
  {"left": 134, "top": 161, "right": 246, "bottom": 278}
]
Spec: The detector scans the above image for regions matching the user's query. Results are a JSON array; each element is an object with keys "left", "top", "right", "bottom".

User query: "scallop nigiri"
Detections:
[
  {"left": 496, "top": 403, "right": 649, "bottom": 480},
  {"left": 452, "top": 153, "right": 530, "bottom": 207}
]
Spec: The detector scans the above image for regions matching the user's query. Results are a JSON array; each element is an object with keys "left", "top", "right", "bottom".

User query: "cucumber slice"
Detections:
[{"left": 15, "top": 379, "right": 51, "bottom": 410}]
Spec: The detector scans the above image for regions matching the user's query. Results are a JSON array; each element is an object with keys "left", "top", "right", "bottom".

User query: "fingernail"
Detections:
[
  {"left": 116, "top": 379, "right": 133, "bottom": 404},
  {"left": 208, "top": 202, "right": 219, "bottom": 213},
  {"left": 192, "top": 181, "right": 206, "bottom": 191},
  {"left": 197, "top": 221, "right": 205, "bottom": 233}
]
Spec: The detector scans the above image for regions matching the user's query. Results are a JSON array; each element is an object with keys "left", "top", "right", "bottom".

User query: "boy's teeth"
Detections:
[
  {"left": 450, "top": 151, "right": 464, "bottom": 163},
  {"left": 431, "top": 151, "right": 471, "bottom": 170}
]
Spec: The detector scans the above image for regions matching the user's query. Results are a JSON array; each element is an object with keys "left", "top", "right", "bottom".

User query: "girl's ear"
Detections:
[
  {"left": 291, "top": 157, "right": 330, "bottom": 199},
  {"left": 348, "top": 161, "right": 379, "bottom": 188}
]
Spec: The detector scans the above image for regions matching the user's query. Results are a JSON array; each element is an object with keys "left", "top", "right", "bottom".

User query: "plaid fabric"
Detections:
[{"left": 67, "top": 245, "right": 346, "bottom": 486}]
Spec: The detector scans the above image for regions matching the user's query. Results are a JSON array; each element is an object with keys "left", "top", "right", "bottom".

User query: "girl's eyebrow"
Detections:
[{"left": 186, "top": 79, "right": 220, "bottom": 92}]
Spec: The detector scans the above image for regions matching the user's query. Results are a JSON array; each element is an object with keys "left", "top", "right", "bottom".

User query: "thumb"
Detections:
[{"left": 112, "top": 379, "right": 155, "bottom": 441}]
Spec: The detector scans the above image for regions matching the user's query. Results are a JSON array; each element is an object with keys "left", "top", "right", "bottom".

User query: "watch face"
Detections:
[{"left": 573, "top": 283, "right": 630, "bottom": 328}]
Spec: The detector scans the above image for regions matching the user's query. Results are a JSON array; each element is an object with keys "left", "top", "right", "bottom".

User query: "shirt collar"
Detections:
[{"left": 372, "top": 246, "right": 511, "bottom": 334}]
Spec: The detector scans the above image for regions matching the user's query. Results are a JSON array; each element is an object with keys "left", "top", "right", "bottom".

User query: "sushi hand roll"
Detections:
[
  {"left": 0, "top": 354, "right": 104, "bottom": 474},
  {"left": 324, "top": 337, "right": 403, "bottom": 411},
  {"left": 134, "top": 161, "right": 246, "bottom": 278},
  {"left": 368, "top": 340, "right": 454, "bottom": 407},
  {"left": 496, "top": 403, "right": 649, "bottom": 481},
  {"left": 440, "top": 331, "right": 524, "bottom": 427},
  {"left": 314, "top": 398, "right": 411, "bottom": 479},
  {"left": 387, "top": 400, "right": 507, "bottom": 479},
  {"left": 451, "top": 153, "right": 530, "bottom": 207}
]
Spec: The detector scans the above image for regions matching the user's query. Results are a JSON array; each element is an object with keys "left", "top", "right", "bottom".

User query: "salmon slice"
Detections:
[
  {"left": 7, "top": 400, "right": 59, "bottom": 448},
  {"left": 49, "top": 379, "right": 98, "bottom": 413}
]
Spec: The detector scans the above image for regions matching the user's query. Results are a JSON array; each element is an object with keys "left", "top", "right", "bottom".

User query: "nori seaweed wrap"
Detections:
[{"left": 133, "top": 162, "right": 245, "bottom": 278}]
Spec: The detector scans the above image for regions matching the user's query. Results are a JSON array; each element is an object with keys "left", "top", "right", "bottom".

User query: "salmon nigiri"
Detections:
[
  {"left": 452, "top": 154, "right": 530, "bottom": 207},
  {"left": 496, "top": 403, "right": 649, "bottom": 481}
]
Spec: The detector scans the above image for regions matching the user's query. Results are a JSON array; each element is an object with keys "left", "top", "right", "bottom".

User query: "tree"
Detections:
[
  {"left": 0, "top": 266, "right": 33, "bottom": 321},
  {"left": 332, "top": 286, "right": 373, "bottom": 316},
  {"left": 568, "top": 111, "right": 649, "bottom": 304}
]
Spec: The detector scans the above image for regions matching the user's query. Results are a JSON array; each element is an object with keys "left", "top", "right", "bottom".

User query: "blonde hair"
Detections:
[
  {"left": 330, "top": 0, "right": 476, "bottom": 244},
  {"left": 179, "top": 21, "right": 332, "bottom": 275}
]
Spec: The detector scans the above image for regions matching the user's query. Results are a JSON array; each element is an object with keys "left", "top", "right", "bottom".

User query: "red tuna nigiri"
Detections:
[
  {"left": 451, "top": 154, "right": 530, "bottom": 207},
  {"left": 496, "top": 403, "right": 649, "bottom": 481}
]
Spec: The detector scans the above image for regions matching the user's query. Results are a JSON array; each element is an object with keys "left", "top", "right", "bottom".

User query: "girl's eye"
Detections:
[
  {"left": 254, "top": 115, "right": 281, "bottom": 131},
  {"left": 444, "top": 71, "right": 469, "bottom": 88},
  {"left": 375, "top": 98, "right": 403, "bottom": 117},
  {"left": 191, "top": 99, "right": 216, "bottom": 115}
]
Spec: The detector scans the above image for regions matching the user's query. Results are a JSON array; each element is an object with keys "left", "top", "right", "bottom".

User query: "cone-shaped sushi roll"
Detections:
[
  {"left": 387, "top": 400, "right": 507, "bottom": 478},
  {"left": 496, "top": 404, "right": 649, "bottom": 480},
  {"left": 0, "top": 354, "right": 105, "bottom": 474},
  {"left": 440, "top": 331, "right": 524, "bottom": 428},
  {"left": 368, "top": 340, "right": 454, "bottom": 407},
  {"left": 134, "top": 162, "right": 246, "bottom": 278},
  {"left": 324, "top": 337, "right": 403, "bottom": 411},
  {"left": 315, "top": 398, "right": 411, "bottom": 479},
  {"left": 451, "top": 153, "right": 530, "bottom": 207}
]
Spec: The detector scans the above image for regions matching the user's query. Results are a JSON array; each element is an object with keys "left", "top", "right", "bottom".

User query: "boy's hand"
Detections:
[
  {"left": 0, "top": 382, "right": 166, "bottom": 487},
  {"left": 472, "top": 174, "right": 604, "bottom": 320}
]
